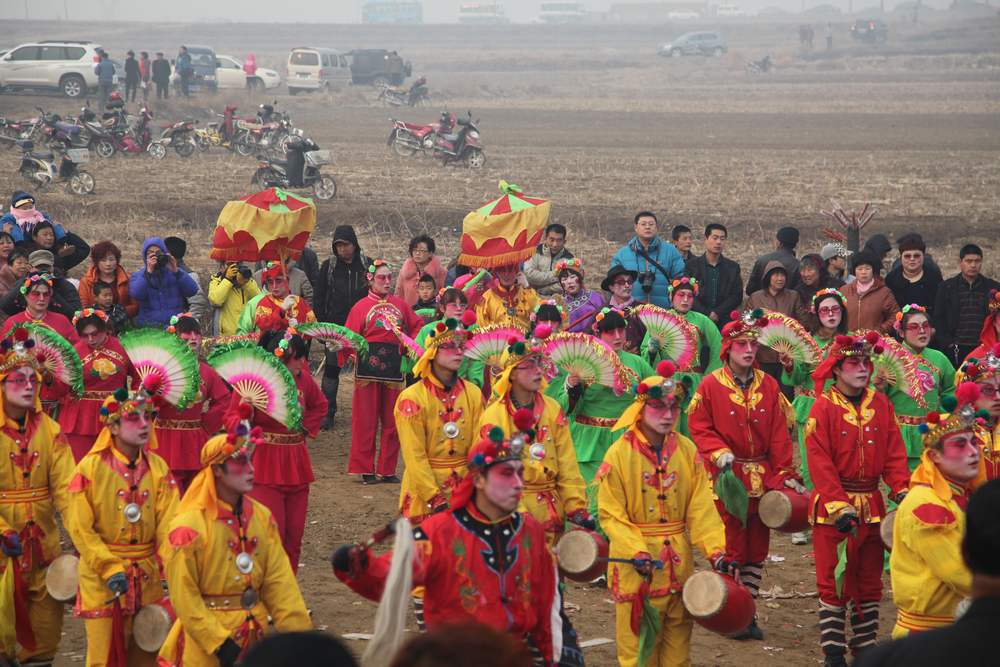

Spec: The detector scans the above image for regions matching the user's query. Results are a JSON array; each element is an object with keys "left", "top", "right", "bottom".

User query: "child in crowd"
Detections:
[
  {"left": 414, "top": 273, "right": 438, "bottom": 323},
  {"left": 93, "top": 281, "right": 130, "bottom": 334}
]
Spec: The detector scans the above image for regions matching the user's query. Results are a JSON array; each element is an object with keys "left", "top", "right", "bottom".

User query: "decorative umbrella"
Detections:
[
  {"left": 210, "top": 187, "right": 317, "bottom": 262},
  {"left": 458, "top": 180, "right": 550, "bottom": 269}
]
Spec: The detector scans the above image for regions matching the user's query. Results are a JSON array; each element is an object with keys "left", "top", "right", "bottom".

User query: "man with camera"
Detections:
[
  {"left": 611, "top": 211, "right": 685, "bottom": 308},
  {"left": 209, "top": 262, "right": 261, "bottom": 336},
  {"left": 129, "top": 237, "right": 200, "bottom": 329}
]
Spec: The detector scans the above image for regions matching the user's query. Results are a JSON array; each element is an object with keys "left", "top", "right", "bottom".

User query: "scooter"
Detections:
[
  {"left": 432, "top": 112, "right": 485, "bottom": 168},
  {"left": 251, "top": 135, "right": 337, "bottom": 200},
  {"left": 16, "top": 140, "right": 95, "bottom": 195},
  {"left": 379, "top": 77, "right": 430, "bottom": 107},
  {"left": 153, "top": 118, "right": 198, "bottom": 158},
  {"left": 387, "top": 111, "right": 455, "bottom": 157}
]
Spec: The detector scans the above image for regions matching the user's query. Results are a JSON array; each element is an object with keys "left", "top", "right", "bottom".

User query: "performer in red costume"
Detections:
[
  {"left": 805, "top": 332, "right": 910, "bottom": 666},
  {"left": 155, "top": 313, "right": 230, "bottom": 493},
  {"left": 60, "top": 309, "right": 137, "bottom": 462},
  {"left": 687, "top": 309, "right": 800, "bottom": 640},
  {"left": 332, "top": 425, "right": 581, "bottom": 667},
  {"left": 344, "top": 259, "right": 422, "bottom": 483},
  {"left": 223, "top": 329, "right": 326, "bottom": 572}
]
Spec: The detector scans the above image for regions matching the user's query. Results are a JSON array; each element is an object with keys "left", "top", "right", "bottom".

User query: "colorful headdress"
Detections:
[
  {"left": 491, "top": 324, "right": 554, "bottom": 399},
  {"left": 272, "top": 325, "right": 300, "bottom": 359},
  {"left": 1, "top": 324, "right": 83, "bottom": 399},
  {"left": 19, "top": 273, "right": 53, "bottom": 296},
  {"left": 555, "top": 258, "right": 584, "bottom": 278},
  {"left": 719, "top": 309, "right": 768, "bottom": 361},
  {"left": 593, "top": 307, "right": 627, "bottom": 333},
  {"left": 449, "top": 424, "right": 532, "bottom": 510},
  {"left": 0, "top": 327, "right": 42, "bottom": 378},
  {"left": 412, "top": 311, "right": 477, "bottom": 379},
  {"left": 810, "top": 332, "right": 883, "bottom": 385},
  {"left": 366, "top": 258, "right": 389, "bottom": 281},
  {"left": 531, "top": 299, "right": 567, "bottom": 324},
  {"left": 72, "top": 308, "right": 109, "bottom": 328},
  {"left": 668, "top": 276, "right": 699, "bottom": 297},
  {"left": 811, "top": 287, "right": 845, "bottom": 314},
  {"left": 960, "top": 343, "right": 1000, "bottom": 383},
  {"left": 458, "top": 181, "right": 549, "bottom": 269},
  {"left": 613, "top": 361, "right": 689, "bottom": 431},
  {"left": 99, "top": 379, "right": 162, "bottom": 425},
  {"left": 176, "top": 416, "right": 265, "bottom": 518},
  {"left": 976, "top": 289, "right": 1000, "bottom": 352},
  {"left": 261, "top": 261, "right": 285, "bottom": 283},
  {"left": 893, "top": 303, "right": 928, "bottom": 334},
  {"left": 918, "top": 382, "right": 989, "bottom": 448},
  {"left": 165, "top": 312, "right": 196, "bottom": 334},
  {"left": 989, "top": 289, "right": 1000, "bottom": 315}
]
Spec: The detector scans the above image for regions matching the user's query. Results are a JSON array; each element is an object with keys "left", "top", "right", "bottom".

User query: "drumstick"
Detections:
[{"left": 601, "top": 557, "right": 664, "bottom": 569}]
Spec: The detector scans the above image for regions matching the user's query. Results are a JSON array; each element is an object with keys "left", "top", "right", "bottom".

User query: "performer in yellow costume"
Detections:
[
  {"left": 395, "top": 312, "right": 483, "bottom": 522},
  {"left": 890, "top": 382, "right": 987, "bottom": 638},
  {"left": 0, "top": 327, "right": 76, "bottom": 666},
  {"left": 957, "top": 348, "right": 1000, "bottom": 481},
  {"left": 480, "top": 323, "right": 590, "bottom": 546},
  {"left": 597, "top": 361, "right": 729, "bottom": 667},
  {"left": 66, "top": 378, "right": 180, "bottom": 667},
  {"left": 158, "top": 421, "right": 311, "bottom": 667},
  {"left": 475, "top": 264, "right": 539, "bottom": 331}
]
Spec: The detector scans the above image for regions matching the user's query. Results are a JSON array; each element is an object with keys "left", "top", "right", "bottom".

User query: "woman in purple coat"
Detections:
[{"left": 556, "top": 258, "right": 605, "bottom": 333}]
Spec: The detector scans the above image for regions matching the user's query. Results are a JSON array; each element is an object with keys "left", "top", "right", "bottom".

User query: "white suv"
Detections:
[{"left": 0, "top": 41, "right": 104, "bottom": 98}]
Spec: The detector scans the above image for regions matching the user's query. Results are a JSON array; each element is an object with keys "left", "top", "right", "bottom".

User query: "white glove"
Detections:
[
  {"left": 785, "top": 478, "right": 807, "bottom": 494},
  {"left": 715, "top": 452, "right": 735, "bottom": 470},
  {"left": 281, "top": 295, "right": 296, "bottom": 312}
]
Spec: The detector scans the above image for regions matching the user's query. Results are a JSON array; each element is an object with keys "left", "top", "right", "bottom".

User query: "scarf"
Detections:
[
  {"left": 855, "top": 279, "right": 874, "bottom": 295},
  {"left": 9, "top": 207, "right": 45, "bottom": 228}
]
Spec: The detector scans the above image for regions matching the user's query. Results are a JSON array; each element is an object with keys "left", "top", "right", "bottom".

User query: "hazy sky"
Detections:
[{"left": 3, "top": 0, "right": 955, "bottom": 23}]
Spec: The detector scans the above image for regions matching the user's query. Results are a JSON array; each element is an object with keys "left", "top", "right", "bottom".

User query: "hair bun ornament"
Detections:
[
  {"left": 656, "top": 360, "right": 676, "bottom": 378},
  {"left": 513, "top": 408, "right": 535, "bottom": 432}
]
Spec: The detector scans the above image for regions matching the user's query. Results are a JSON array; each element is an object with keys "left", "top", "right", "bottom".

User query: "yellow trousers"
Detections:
[
  {"left": 15, "top": 566, "right": 64, "bottom": 663},
  {"left": 83, "top": 615, "right": 155, "bottom": 667},
  {"left": 615, "top": 592, "right": 692, "bottom": 667}
]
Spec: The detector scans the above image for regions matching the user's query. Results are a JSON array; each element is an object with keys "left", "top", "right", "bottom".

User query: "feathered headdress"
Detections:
[
  {"left": 811, "top": 332, "right": 883, "bottom": 385},
  {"left": 412, "top": 310, "right": 477, "bottom": 379},
  {"left": 613, "top": 360, "right": 690, "bottom": 431}
]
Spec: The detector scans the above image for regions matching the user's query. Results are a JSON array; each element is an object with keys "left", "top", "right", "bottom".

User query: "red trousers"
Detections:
[
  {"left": 814, "top": 523, "right": 884, "bottom": 607},
  {"left": 718, "top": 498, "right": 770, "bottom": 564},
  {"left": 250, "top": 482, "right": 310, "bottom": 572},
  {"left": 348, "top": 380, "right": 401, "bottom": 477}
]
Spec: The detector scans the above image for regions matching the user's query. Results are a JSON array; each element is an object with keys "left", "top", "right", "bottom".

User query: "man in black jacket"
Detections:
[
  {"left": 124, "top": 50, "right": 140, "bottom": 102},
  {"left": 884, "top": 233, "right": 942, "bottom": 314},
  {"left": 854, "top": 479, "right": 1000, "bottom": 667},
  {"left": 314, "top": 225, "right": 370, "bottom": 430},
  {"left": 151, "top": 52, "right": 171, "bottom": 99},
  {"left": 933, "top": 244, "right": 1000, "bottom": 367},
  {"left": 685, "top": 223, "right": 743, "bottom": 328}
]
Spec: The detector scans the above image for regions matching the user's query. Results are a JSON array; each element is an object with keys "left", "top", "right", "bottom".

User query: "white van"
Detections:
[{"left": 286, "top": 47, "right": 350, "bottom": 95}]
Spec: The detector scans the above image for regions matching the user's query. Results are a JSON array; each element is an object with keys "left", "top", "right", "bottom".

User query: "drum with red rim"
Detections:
[
  {"left": 133, "top": 598, "right": 177, "bottom": 652},
  {"left": 759, "top": 488, "right": 811, "bottom": 533},
  {"left": 555, "top": 529, "right": 609, "bottom": 582},
  {"left": 44, "top": 553, "right": 79, "bottom": 602},
  {"left": 880, "top": 510, "right": 895, "bottom": 551},
  {"left": 682, "top": 570, "right": 756, "bottom": 635}
]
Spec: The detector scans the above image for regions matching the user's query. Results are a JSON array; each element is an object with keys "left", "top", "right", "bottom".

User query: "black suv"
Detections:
[
  {"left": 348, "top": 49, "right": 411, "bottom": 88},
  {"left": 850, "top": 19, "right": 889, "bottom": 43}
]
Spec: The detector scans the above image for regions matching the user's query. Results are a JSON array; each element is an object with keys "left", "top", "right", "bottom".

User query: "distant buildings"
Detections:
[
  {"left": 457, "top": 2, "right": 510, "bottom": 24},
  {"left": 362, "top": 0, "right": 424, "bottom": 24}
]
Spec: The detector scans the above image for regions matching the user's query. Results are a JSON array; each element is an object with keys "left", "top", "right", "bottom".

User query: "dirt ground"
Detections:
[{"left": 1, "top": 14, "right": 998, "bottom": 666}]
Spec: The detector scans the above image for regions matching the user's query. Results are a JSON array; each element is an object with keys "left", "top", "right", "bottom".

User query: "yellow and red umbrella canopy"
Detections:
[
  {"left": 459, "top": 180, "right": 550, "bottom": 269},
  {"left": 210, "top": 188, "right": 317, "bottom": 262}
]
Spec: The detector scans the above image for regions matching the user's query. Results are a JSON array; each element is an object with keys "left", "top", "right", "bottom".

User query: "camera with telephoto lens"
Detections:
[
  {"left": 638, "top": 271, "right": 655, "bottom": 294},
  {"left": 155, "top": 253, "right": 171, "bottom": 269}
]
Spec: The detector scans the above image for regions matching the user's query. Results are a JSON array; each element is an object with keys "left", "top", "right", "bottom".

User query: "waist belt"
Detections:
[
  {"left": 841, "top": 479, "right": 879, "bottom": 493},
  {"left": 156, "top": 419, "right": 202, "bottom": 430},
  {"left": 524, "top": 481, "right": 557, "bottom": 493},
  {"left": 734, "top": 456, "right": 766, "bottom": 463},
  {"left": 427, "top": 456, "right": 466, "bottom": 470},
  {"left": 895, "top": 608, "right": 954, "bottom": 632},
  {"left": 897, "top": 415, "right": 924, "bottom": 426},
  {"left": 635, "top": 520, "right": 686, "bottom": 537},
  {"left": 107, "top": 542, "right": 156, "bottom": 559},
  {"left": 203, "top": 592, "right": 257, "bottom": 610},
  {"left": 261, "top": 432, "right": 305, "bottom": 445},
  {"left": 82, "top": 390, "right": 114, "bottom": 400},
  {"left": 575, "top": 414, "right": 618, "bottom": 428},
  {"left": 0, "top": 486, "right": 51, "bottom": 503}
]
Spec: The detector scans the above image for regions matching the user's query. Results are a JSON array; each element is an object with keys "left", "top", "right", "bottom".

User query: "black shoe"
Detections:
[
  {"left": 379, "top": 475, "right": 401, "bottom": 484},
  {"left": 822, "top": 655, "right": 847, "bottom": 667},
  {"left": 321, "top": 415, "right": 335, "bottom": 431},
  {"left": 733, "top": 619, "right": 764, "bottom": 641},
  {"left": 361, "top": 474, "right": 379, "bottom": 485}
]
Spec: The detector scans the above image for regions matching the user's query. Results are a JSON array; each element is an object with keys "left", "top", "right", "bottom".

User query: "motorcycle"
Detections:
[
  {"left": 0, "top": 114, "right": 43, "bottom": 148},
  {"left": 251, "top": 135, "right": 337, "bottom": 200},
  {"left": 154, "top": 118, "right": 198, "bottom": 158},
  {"left": 74, "top": 105, "right": 118, "bottom": 158},
  {"left": 104, "top": 105, "right": 162, "bottom": 158},
  {"left": 746, "top": 55, "right": 773, "bottom": 74},
  {"left": 195, "top": 106, "right": 240, "bottom": 152},
  {"left": 16, "top": 140, "right": 95, "bottom": 195},
  {"left": 387, "top": 111, "right": 455, "bottom": 157},
  {"left": 388, "top": 111, "right": 485, "bottom": 168},
  {"left": 37, "top": 108, "right": 90, "bottom": 152},
  {"left": 378, "top": 77, "right": 430, "bottom": 107}
]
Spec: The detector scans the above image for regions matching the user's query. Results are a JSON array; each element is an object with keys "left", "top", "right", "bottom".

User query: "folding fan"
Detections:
[
  {"left": 543, "top": 332, "right": 633, "bottom": 396},
  {"left": 464, "top": 325, "right": 524, "bottom": 369},
  {"left": 198, "top": 332, "right": 260, "bottom": 357},
  {"left": 757, "top": 311, "right": 822, "bottom": 365},
  {"left": 10, "top": 324, "right": 83, "bottom": 397},
  {"left": 120, "top": 329, "right": 200, "bottom": 409},
  {"left": 415, "top": 308, "right": 437, "bottom": 320},
  {"left": 869, "top": 333, "right": 927, "bottom": 408},
  {"left": 207, "top": 343, "right": 303, "bottom": 431},
  {"left": 632, "top": 304, "right": 699, "bottom": 371},
  {"left": 296, "top": 322, "right": 369, "bottom": 359},
  {"left": 377, "top": 319, "right": 425, "bottom": 362}
]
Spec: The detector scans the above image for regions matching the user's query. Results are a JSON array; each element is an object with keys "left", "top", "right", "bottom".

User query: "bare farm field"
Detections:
[{"left": 1, "top": 16, "right": 999, "bottom": 666}]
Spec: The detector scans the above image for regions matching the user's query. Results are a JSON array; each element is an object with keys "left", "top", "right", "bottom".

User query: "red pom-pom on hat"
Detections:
[
  {"left": 656, "top": 360, "right": 676, "bottom": 378},
  {"left": 435, "top": 322, "right": 446, "bottom": 333},
  {"left": 35, "top": 352, "right": 46, "bottom": 364},
  {"left": 926, "top": 412, "right": 941, "bottom": 425},
  {"left": 729, "top": 310, "right": 741, "bottom": 322},
  {"left": 13, "top": 328, "right": 28, "bottom": 342},
  {"left": 864, "top": 331, "right": 881, "bottom": 345},
  {"left": 956, "top": 381, "right": 982, "bottom": 407},
  {"left": 873, "top": 345, "right": 885, "bottom": 355},
  {"left": 637, "top": 382, "right": 649, "bottom": 394},
  {"left": 513, "top": 408, "right": 535, "bottom": 432},
  {"left": 534, "top": 323, "right": 553, "bottom": 340},
  {"left": 460, "top": 310, "right": 477, "bottom": 327},
  {"left": 835, "top": 335, "right": 853, "bottom": 345},
  {"left": 507, "top": 336, "right": 519, "bottom": 346}
]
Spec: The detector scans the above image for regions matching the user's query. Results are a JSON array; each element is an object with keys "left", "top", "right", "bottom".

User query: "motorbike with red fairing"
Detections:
[{"left": 387, "top": 110, "right": 485, "bottom": 168}]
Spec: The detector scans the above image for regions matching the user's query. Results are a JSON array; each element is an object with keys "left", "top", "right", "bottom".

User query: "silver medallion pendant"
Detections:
[
  {"left": 240, "top": 587, "right": 260, "bottom": 610},
  {"left": 123, "top": 503, "right": 142, "bottom": 524},
  {"left": 442, "top": 421, "right": 460, "bottom": 439},
  {"left": 235, "top": 552, "right": 254, "bottom": 574}
]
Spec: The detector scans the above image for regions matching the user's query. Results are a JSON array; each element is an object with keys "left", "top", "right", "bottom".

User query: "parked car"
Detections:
[
  {"left": 215, "top": 54, "right": 282, "bottom": 90},
  {"left": 657, "top": 32, "right": 728, "bottom": 58},
  {"left": 0, "top": 41, "right": 105, "bottom": 97},
  {"left": 851, "top": 18, "right": 889, "bottom": 43},
  {"left": 286, "top": 47, "right": 351, "bottom": 95},
  {"left": 348, "top": 49, "right": 411, "bottom": 88},
  {"left": 170, "top": 45, "right": 218, "bottom": 93}
]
